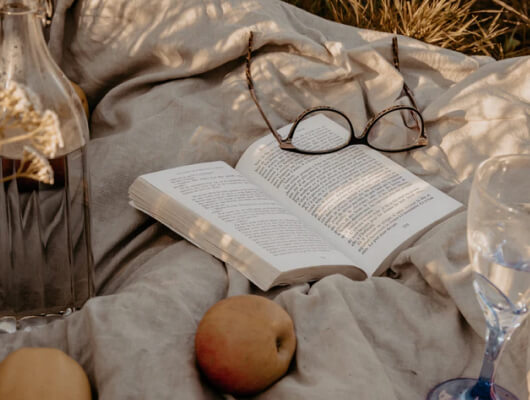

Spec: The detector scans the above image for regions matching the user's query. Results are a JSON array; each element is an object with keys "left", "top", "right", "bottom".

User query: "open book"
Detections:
[{"left": 129, "top": 114, "right": 463, "bottom": 291}]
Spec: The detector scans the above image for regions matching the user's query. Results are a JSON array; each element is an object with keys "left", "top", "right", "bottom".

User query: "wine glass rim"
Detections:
[{"left": 473, "top": 153, "right": 530, "bottom": 215}]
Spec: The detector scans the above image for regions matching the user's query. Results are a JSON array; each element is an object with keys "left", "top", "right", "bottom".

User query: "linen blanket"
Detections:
[{"left": 1, "top": 0, "right": 529, "bottom": 398}]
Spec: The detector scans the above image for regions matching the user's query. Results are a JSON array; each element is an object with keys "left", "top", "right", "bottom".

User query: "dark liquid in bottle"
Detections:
[{"left": 0, "top": 147, "right": 94, "bottom": 319}]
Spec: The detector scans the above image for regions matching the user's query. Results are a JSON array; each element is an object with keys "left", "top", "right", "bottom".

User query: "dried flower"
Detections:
[
  {"left": 18, "top": 146, "right": 54, "bottom": 184},
  {"left": 0, "top": 146, "right": 54, "bottom": 185},
  {"left": 24, "top": 110, "right": 63, "bottom": 158},
  {"left": 0, "top": 81, "right": 63, "bottom": 157},
  {"left": 0, "top": 81, "right": 40, "bottom": 133},
  {"left": 0, "top": 81, "right": 63, "bottom": 184}
]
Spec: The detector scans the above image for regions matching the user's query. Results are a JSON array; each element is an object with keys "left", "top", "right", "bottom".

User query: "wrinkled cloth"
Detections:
[{"left": 1, "top": 0, "right": 529, "bottom": 399}]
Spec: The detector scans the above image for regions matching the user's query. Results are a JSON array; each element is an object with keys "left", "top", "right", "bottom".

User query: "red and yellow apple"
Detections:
[{"left": 195, "top": 294, "right": 296, "bottom": 396}]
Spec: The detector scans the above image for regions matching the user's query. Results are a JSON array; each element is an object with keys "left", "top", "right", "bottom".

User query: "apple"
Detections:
[
  {"left": 0, "top": 347, "right": 92, "bottom": 400},
  {"left": 69, "top": 80, "right": 90, "bottom": 118},
  {"left": 195, "top": 294, "right": 296, "bottom": 396}
]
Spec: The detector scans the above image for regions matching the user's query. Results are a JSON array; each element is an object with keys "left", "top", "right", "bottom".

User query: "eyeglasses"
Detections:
[{"left": 245, "top": 31, "right": 428, "bottom": 155}]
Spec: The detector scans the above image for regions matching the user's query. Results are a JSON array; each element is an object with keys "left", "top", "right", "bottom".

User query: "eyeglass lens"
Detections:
[
  {"left": 364, "top": 107, "right": 423, "bottom": 151},
  {"left": 289, "top": 110, "right": 352, "bottom": 153}
]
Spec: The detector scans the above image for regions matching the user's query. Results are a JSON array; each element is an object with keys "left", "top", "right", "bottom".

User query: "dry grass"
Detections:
[{"left": 284, "top": 0, "right": 529, "bottom": 59}]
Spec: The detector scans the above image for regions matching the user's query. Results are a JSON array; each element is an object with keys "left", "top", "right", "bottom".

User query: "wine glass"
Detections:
[{"left": 427, "top": 154, "right": 530, "bottom": 400}]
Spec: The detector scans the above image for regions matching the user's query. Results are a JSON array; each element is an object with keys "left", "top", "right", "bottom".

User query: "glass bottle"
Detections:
[{"left": 0, "top": 0, "right": 94, "bottom": 332}]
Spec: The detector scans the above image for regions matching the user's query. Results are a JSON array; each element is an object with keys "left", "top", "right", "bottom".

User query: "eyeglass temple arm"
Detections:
[
  {"left": 246, "top": 32, "right": 287, "bottom": 146},
  {"left": 392, "top": 36, "right": 420, "bottom": 112},
  {"left": 392, "top": 36, "right": 426, "bottom": 140}
]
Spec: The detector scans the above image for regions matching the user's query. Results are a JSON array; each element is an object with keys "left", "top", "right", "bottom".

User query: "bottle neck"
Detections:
[
  {"left": 0, "top": 0, "right": 52, "bottom": 27},
  {"left": 0, "top": 0, "right": 48, "bottom": 36},
  {"left": 0, "top": 0, "right": 43, "bottom": 12},
  {"left": 0, "top": 0, "right": 49, "bottom": 81}
]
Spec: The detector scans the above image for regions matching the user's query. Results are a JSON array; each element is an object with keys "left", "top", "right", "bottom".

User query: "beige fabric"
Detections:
[{"left": 2, "top": 0, "right": 529, "bottom": 399}]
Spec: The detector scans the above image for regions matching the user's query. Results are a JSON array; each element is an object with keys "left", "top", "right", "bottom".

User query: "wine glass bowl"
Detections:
[
  {"left": 427, "top": 154, "right": 530, "bottom": 400},
  {"left": 468, "top": 155, "right": 530, "bottom": 334}
]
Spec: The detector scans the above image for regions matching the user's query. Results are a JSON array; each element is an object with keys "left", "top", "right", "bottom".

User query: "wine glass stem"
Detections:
[{"left": 470, "top": 325, "right": 507, "bottom": 399}]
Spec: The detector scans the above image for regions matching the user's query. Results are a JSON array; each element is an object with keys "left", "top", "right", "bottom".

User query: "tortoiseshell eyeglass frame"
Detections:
[{"left": 245, "top": 31, "right": 428, "bottom": 155}]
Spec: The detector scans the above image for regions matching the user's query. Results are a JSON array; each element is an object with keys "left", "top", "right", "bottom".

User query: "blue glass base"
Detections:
[{"left": 427, "top": 378, "right": 518, "bottom": 400}]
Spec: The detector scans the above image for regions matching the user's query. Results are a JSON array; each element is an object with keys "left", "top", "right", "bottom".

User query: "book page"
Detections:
[
  {"left": 138, "top": 161, "right": 354, "bottom": 272},
  {"left": 236, "top": 114, "right": 463, "bottom": 274}
]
